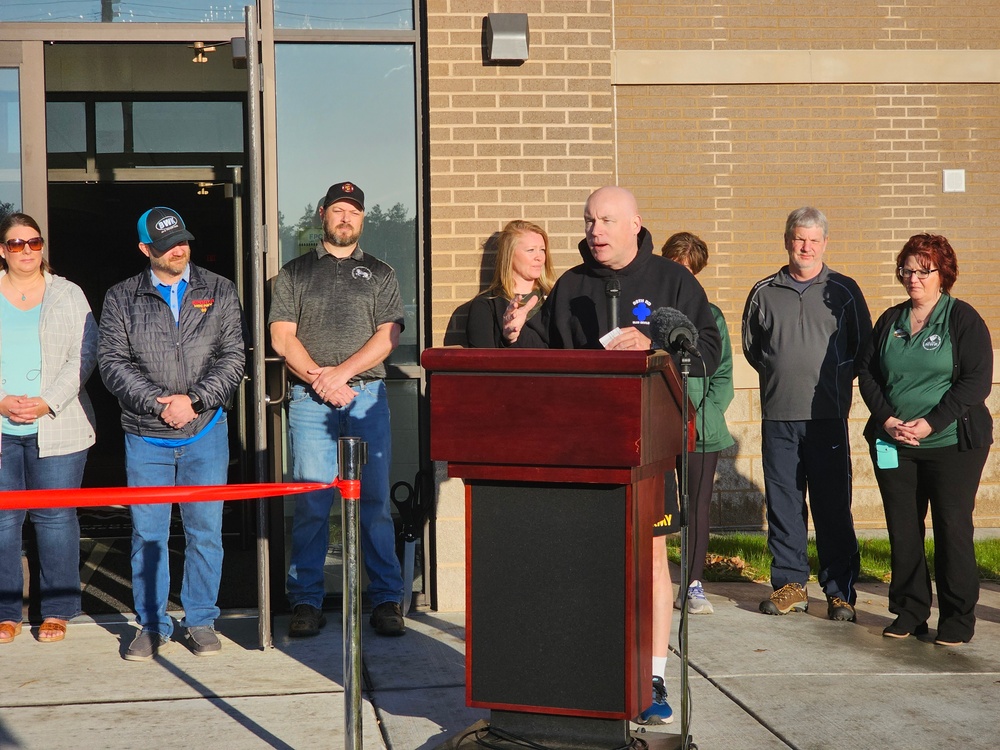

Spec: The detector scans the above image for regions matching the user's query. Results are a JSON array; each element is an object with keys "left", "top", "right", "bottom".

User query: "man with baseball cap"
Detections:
[
  {"left": 99, "top": 206, "right": 246, "bottom": 661},
  {"left": 269, "top": 181, "right": 407, "bottom": 637}
]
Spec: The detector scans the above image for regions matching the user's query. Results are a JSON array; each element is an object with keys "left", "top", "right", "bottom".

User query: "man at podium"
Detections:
[{"left": 505, "top": 186, "right": 721, "bottom": 724}]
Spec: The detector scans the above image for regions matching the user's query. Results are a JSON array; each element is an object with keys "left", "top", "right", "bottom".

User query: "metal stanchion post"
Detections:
[
  {"left": 678, "top": 353, "right": 695, "bottom": 750},
  {"left": 339, "top": 437, "right": 367, "bottom": 750}
]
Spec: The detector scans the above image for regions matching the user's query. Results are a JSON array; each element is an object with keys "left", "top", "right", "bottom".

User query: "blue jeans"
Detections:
[
  {"left": 0, "top": 434, "right": 87, "bottom": 623},
  {"left": 286, "top": 381, "right": 402, "bottom": 609},
  {"left": 125, "top": 416, "right": 229, "bottom": 637}
]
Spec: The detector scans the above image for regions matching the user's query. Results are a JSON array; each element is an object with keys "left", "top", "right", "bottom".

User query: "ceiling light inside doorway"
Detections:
[{"left": 190, "top": 41, "right": 217, "bottom": 64}]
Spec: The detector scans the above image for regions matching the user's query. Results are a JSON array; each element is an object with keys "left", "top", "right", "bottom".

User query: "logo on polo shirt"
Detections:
[
  {"left": 923, "top": 334, "right": 942, "bottom": 351},
  {"left": 192, "top": 298, "right": 215, "bottom": 313},
  {"left": 353, "top": 267, "right": 372, "bottom": 280}
]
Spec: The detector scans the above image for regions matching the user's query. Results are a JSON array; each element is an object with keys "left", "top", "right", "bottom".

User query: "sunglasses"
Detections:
[{"left": 3, "top": 237, "right": 45, "bottom": 253}]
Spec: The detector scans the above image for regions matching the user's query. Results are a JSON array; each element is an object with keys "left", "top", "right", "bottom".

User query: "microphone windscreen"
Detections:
[{"left": 649, "top": 307, "right": 698, "bottom": 350}]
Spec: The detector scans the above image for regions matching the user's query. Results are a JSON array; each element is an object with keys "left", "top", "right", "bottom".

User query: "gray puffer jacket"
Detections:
[{"left": 98, "top": 263, "right": 246, "bottom": 438}]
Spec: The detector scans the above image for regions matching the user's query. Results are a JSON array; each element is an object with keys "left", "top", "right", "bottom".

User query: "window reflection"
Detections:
[
  {"left": 274, "top": 1, "right": 413, "bottom": 30},
  {"left": 275, "top": 43, "right": 417, "bottom": 361},
  {"left": 0, "top": 1, "right": 413, "bottom": 27},
  {"left": 47, "top": 102, "right": 88, "bottom": 154},
  {"left": 0, "top": 69, "right": 20, "bottom": 214},
  {"left": 0, "top": 1, "right": 247, "bottom": 23}
]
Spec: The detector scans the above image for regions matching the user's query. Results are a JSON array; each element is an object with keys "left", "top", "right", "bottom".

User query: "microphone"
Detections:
[
  {"left": 605, "top": 278, "right": 621, "bottom": 331},
  {"left": 649, "top": 307, "right": 702, "bottom": 358}
]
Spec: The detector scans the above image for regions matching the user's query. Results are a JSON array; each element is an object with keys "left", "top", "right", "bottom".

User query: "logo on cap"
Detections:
[
  {"left": 342, "top": 183, "right": 356, "bottom": 193},
  {"left": 156, "top": 216, "right": 180, "bottom": 232}
]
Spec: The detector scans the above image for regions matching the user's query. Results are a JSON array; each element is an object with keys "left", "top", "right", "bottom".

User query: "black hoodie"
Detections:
[{"left": 540, "top": 227, "right": 721, "bottom": 376}]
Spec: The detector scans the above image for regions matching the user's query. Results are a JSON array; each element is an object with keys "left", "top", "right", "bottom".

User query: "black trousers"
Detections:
[
  {"left": 677, "top": 450, "right": 720, "bottom": 582},
  {"left": 871, "top": 442, "right": 989, "bottom": 642}
]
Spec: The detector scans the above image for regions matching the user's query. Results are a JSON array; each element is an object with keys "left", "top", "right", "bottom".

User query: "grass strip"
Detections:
[{"left": 666, "top": 532, "right": 1000, "bottom": 583}]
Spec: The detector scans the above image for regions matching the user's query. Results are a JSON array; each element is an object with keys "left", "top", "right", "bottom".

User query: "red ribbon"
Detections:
[{"left": 0, "top": 480, "right": 350, "bottom": 512}]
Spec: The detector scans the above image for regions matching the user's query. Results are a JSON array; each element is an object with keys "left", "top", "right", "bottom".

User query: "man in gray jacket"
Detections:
[
  {"left": 99, "top": 207, "right": 245, "bottom": 661},
  {"left": 742, "top": 207, "right": 872, "bottom": 622}
]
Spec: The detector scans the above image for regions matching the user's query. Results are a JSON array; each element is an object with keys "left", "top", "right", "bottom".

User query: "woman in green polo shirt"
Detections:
[
  {"left": 857, "top": 233, "right": 993, "bottom": 646},
  {"left": 661, "top": 232, "right": 735, "bottom": 616}
]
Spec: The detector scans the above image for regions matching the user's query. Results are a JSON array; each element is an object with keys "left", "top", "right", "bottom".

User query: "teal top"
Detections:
[
  {"left": 878, "top": 293, "right": 957, "bottom": 448},
  {"left": 0, "top": 297, "right": 42, "bottom": 436},
  {"left": 688, "top": 303, "right": 735, "bottom": 452}
]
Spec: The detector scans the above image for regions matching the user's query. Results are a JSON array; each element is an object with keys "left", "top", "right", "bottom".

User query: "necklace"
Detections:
[
  {"left": 5, "top": 274, "right": 44, "bottom": 302},
  {"left": 911, "top": 295, "right": 941, "bottom": 326}
]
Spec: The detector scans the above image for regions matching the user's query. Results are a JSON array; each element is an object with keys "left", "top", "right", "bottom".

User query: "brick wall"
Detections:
[
  {"left": 426, "top": 0, "right": 616, "bottom": 347},
  {"left": 615, "top": 82, "right": 1000, "bottom": 334},
  {"left": 423, "top": 1, "right": 1000, "bottom": 609},
  {"left": 609, "top": 2, "right": 1000, "bottom": 537},
  {"left": 615, "top": 1, "right": 1000, "bottom": 50}
]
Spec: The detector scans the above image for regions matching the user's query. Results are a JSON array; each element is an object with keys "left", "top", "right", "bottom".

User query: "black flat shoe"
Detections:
[{"left": 882, "top": 619, "right": 929, "bottom": 639}]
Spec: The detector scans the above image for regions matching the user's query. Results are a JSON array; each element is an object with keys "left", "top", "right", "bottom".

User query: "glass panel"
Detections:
[
  {"left": 0, "top": 69, "right": 20, "bottom": 215},
  {"left": 46, "top": 101, "right": 87, "bottom": 154},
  {"left": 274, "top": 1, "right": 413, "bottom": 31},
  {"left": 94, "top": 102, "right": 124, "bottom": 153},
  {"left": 275, "top": 44, "right": 418, "bottom": 361},
  {"left": 0, "top": 1, "right": 249, "bottom": 23},
  {"left": 131, "top": 102, "right": 243, "bottom": 153}
]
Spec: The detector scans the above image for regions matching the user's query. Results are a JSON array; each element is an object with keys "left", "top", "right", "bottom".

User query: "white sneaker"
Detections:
[{"left": 685, "top": 580, "right": 714, "bottom": 614}]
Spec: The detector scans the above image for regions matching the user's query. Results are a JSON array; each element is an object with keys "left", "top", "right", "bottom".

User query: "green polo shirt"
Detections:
[{"left": 879, "top": 294, "right": 956, "bottom": 448}]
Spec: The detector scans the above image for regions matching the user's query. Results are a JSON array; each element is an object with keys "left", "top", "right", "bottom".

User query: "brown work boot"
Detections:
[
  {"left": 827, "top": 596, "right": 857, "bottom": 622},
  {"left": 759, "top": 583, "right": 808, "bottom": 615},
  {"left": 370, "top": 601, "right": 405, "bottom": 636}
]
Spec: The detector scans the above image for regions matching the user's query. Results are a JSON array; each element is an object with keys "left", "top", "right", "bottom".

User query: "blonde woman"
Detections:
[{"left": 466, "top": 220, "right": 554, "bottom": 348}]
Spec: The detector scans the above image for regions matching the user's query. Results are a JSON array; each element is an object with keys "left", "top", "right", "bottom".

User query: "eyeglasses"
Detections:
[
  {"left": 897, "top": 267, "right": 938, "bottom": 280},
  {"left": 3, "top": 237, "right": 45, "bottom": 253}
]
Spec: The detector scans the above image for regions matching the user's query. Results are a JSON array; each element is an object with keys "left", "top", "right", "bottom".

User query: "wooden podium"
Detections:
[{"left": 423, "top": 348, "right": 689, "bottom": 749}]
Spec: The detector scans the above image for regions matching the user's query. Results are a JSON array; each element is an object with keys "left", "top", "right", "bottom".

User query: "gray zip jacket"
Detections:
[
  {"left": 0, "top": 270, "right": 98, "bottom": 457},
  {"left": 742, "top": 263, "right": 872, "bottom": 421},
  {"left": 98, "top": 263, "right": 246, "bottom": 438}
]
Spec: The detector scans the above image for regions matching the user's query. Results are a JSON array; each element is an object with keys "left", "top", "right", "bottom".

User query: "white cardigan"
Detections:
[{"left": 0, "top": 270, "right": 98, "bottom": 457}]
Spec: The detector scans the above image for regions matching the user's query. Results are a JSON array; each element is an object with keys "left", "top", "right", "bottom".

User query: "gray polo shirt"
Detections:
[{"left": 268, "top": 244, "right": 404, "bottom": 383}]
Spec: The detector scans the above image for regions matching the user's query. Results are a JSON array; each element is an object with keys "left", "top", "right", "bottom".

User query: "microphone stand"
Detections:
[{"left": 677, "top": 351, "right": 695, "bottom": 750}]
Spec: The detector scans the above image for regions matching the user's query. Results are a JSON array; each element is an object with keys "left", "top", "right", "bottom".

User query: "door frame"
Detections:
[{"left": 1, "top": 41, "right": 47, "bottom": 229}]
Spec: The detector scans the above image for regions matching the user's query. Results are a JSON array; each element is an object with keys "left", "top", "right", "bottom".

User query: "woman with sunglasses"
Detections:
[
  {"left": 0, "top": 212, "right": 98, "bottom": 644},
  {"left": 857, "top": 234, "right": 992, "bottom": 645}
]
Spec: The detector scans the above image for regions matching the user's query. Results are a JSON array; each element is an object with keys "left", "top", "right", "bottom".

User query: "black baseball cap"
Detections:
[
  {"left": 137, "top": 207, "right": 195, "bottom": 252},
  {"left": 322, "top": 181, "right": 365, "bottom": 211}
]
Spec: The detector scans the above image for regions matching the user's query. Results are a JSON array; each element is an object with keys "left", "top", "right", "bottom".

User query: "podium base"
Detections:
[{"left": 437, "top": 716, "right": 690, "bottom": 750}]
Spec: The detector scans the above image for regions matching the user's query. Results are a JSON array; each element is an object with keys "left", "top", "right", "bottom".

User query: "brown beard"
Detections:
[{"left": 323, "top": 217, "right": 363, "bottom": 248}]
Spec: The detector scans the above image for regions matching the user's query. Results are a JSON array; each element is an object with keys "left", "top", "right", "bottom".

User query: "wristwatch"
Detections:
[{"left": 188, "top": 394, "right": 206, "bottom": 414}]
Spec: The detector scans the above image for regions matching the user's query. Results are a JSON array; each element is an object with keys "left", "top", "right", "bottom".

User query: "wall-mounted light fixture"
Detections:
[
  {"left": 230, "top": 37, "right": 247, "bottom": 69},
  {"left": 484, "top": 13, "right": 529, "bottom": 64}
]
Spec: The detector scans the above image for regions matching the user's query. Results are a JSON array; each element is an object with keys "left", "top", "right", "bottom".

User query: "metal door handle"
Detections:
[{"left": 264, "top": 355, "right": 287, "bottom": 405}]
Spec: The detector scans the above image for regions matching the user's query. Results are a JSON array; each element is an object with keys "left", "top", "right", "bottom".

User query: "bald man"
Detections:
[{"left": 527, "top": 186, "right": 721, "bottom": 725}]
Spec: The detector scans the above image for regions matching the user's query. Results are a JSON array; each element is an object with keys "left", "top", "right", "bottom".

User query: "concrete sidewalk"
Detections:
[{"left": 1, "top": 577, "right": 998, "bottom": 749}]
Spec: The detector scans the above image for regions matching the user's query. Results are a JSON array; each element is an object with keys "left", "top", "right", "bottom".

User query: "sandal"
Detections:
[
  {"left": 38, "top": 619, "right": 67, "bottom": 643},
  {"left": 0, "top": 621, "right": 22, "bottom": 644}
]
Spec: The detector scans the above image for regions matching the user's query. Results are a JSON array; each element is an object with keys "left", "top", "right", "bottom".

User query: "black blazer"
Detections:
[{"left": 465, "top": 293, "right": 547, "bottom": 348}]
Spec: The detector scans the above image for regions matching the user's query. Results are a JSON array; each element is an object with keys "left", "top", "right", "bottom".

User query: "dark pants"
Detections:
[
  {"left": 871, "top": 442, "right": 988, "bottom": 642},
  {"left": 761, "top": 419, "right": 860, "bottom": 603},
  {"left": 679, "top": 450, "right": 720, "bottom": 582}
]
